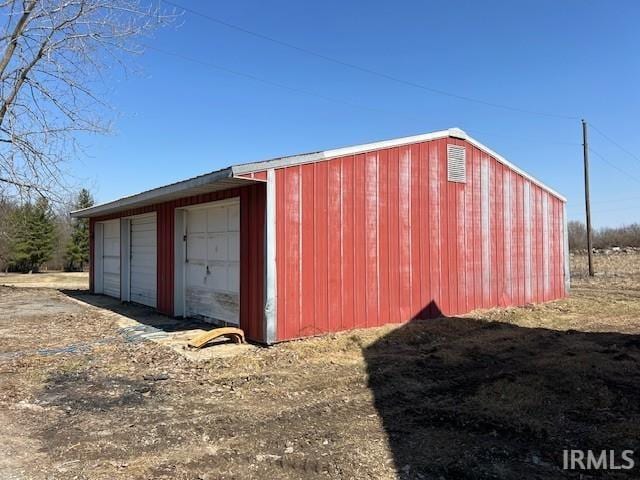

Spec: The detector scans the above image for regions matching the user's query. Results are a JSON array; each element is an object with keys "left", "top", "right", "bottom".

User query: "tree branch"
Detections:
[{"left": 0, "top": 0, "right": 36, "bottom": 79}]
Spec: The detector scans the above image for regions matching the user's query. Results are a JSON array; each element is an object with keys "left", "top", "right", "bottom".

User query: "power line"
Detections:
[
  {"left": 143, "top": 44, "right": 423, "bottom": 119},
  {"left": 567, "top": 201, "right": 640, "bottom": 213},
  {"left": 150, "top": 5, "right": 640, "bottom": 196},
  {"left": 161, "top": 0, "right": 579, "bottom": 121},
  {"left": 465, "top": 128, "right": 581, "bottom": 147},
  {"left": 591, "top": 195, "right": 640, "bottom": 205},
  {"left": 589, "top": 123, "right": 640, "bottom": 166},
  {"left": 571, "top": 197, "right": 640, "bottom": 212},
  {"left": 589, "top": 147, "right": 640, "bottom": 185},
  {"left": 572, "top": 204, "right": 640, "bottom": 215},
  {"left": 593, "top": 197, "right": 640, "bottom": 204},
  {"left": 145, "top": 45, "right": 582, "bottom": 148}
]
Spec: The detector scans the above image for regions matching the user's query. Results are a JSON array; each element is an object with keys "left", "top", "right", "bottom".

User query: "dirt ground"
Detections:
[{"left": 1, "top": 254, "right": 640, "bottom": 479}]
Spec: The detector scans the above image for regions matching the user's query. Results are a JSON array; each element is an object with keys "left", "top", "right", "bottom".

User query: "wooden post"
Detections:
[{"left": 582, "top": 119, "right": 594, "bottom": 276}]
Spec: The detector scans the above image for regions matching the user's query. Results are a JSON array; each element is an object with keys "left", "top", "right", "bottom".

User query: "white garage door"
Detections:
[
  {"left": 130, "top": 214, "right": 157, "bottom": 307},
  {"left": 185, "top": 200, "right": 240, "bottom": 324},
  {"left": 102, "top": 219, "right": 120, "bottom": 299}
]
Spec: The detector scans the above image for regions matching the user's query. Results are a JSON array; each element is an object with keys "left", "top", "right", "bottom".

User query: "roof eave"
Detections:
[
  {"left": 71, "top": 167, "right": 264, "bottom": 219},
  {"left": 72, "top": 126, "right": 565, "bottom": 219},
  {"left": 231, "top": 127, "right": 566, "bottom": 202}
]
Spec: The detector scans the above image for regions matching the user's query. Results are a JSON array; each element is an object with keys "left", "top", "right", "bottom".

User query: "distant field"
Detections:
[{"left": 0, "top": 271, "right": 88, "bottom": 290}]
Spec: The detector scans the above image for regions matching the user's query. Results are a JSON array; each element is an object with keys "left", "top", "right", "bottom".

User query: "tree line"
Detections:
[
  {"left": 3, "top": 195, "right": 637, "bottom": 271},
  {"left": 568, "top": 221, "right": 640, "bottom": 251},
  {"left": 0, "top": 189, "right": 93, "bottom": 272}
]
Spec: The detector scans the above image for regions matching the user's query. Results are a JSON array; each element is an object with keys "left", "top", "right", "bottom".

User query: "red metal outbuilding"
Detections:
[{"left": 73, "top": 128, "right": 569, "bottom": 344}]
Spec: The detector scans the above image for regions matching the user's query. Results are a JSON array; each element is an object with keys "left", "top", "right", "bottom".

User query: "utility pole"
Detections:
[{"left": 582, "top": 119, "right": 594, "bottom": 276}]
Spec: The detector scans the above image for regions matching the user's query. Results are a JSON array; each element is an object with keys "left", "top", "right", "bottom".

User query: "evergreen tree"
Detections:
[
  {"left": 8, "top": 199, "right": 57, "bottom": 273},
  {"left": 64, "top": 189, "right": 94, "bottom": 271}
]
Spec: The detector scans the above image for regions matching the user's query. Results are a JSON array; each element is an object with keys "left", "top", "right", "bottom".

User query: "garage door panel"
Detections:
[
  {"left": 100, "top": 219, "right": 120, "bottom": 300},
  {"left": 187, "top": 263, "right": 205, "bottom": 283},
  {"left": 131, "top": 290, "right": 156, "bottom": 306},
  {"left": 228, "top": 263, "right": 239, "bottom": 292},
  {"left": 131, "top": 265, "right": 156, "bottom": 273},
  {"left": 187, "top": 234, "right": 206, "bottom": 261},
  {"left": 131, "top": 231, "right": 156, "bottom": 244},
  {"left": 207, "top": 233, "right": 228, "bottom": 261},
  {"left": 131, "top": 250, "right": 156, "bottom": 260},
  {"left": 185, "top": 288, "right": 212, "bottom": 318},
  {"left": 131, "top": 253, "right": 156, "bottom": 263},
  {"left": 131, "top": 226, "right": 155, "bottom": 236},
  {"left": 228, "top": 232, "right": 240, "bottom": 261},
  {"left": 103, "top": 257, "right": 120, "bottom": 274},
  {"left": 207, "top": 264, "right": 228, "bottom": 290},
  {"left": 104, "top": 273, "right": 120, "bottom": 298},
  {"left": 130, "top": 272, "right": 155, "bottom": 287},
  {"left": 130, "top": 215, "right": 157, "bottom": 308},
  {"left": 131, "top": 214, "right": 155, "bottom": 225},
  {"left": 104, "top": 240, "right": 119, "bottom": 257},
  {"left": 132, "top": 221, "right": 155, "bottom": 230},
  {"left": 131, "top": 247, "right": 156, "bottom": 257},
  {"left": 131, "top": 245, "right": 156, "bottom": 255},
  {"left": 207, "top": 207, "right": 227, "bottom": 232},
  {"left": 131, "top": 267, "right": 156, "bottom": 278},
  {"left": 132, "top": 241, "right": 155, "bottom": 253},
  {"left": 228, "top": 204, "right": 240, "bottom": 231},
  {"left": 104, "top": 220, "right": 119, "bottom": 237},
  {"left": 185, "top": 200, "right": 240, "bottom": 325},
  {"left": 185, "top": 286, "right": 239, "bottom": 324},
  {"left": 131, "top": 274, "right": 156, "bottom": 292},
  {"left": 188, "top": 210, "right": 207, "bottom": 233}
]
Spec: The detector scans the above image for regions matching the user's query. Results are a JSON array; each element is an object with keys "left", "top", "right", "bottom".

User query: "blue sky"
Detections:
[{"left": 76, "top": 0, "right": 640, "bottom": 227}]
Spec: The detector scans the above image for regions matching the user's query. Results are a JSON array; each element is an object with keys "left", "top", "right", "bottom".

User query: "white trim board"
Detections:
[
  {"left": 264, "top": 168, "right": 277, "bottom": 344},
  {"left": 232, "top": 128, "right": 566, "bottom": 201},
  {"left": 231, "top": 128, "right": 456, "bottom": 175}
]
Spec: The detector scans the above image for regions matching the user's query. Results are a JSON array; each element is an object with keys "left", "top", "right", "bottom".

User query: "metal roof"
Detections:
[
  {"left": 70, "top": 168, "right": 263, "bottom": 218},
  {"left": 71, "top": 127, "right": 565, "bottom": 218}
]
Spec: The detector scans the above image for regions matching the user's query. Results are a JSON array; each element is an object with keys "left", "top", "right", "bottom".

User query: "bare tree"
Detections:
[
  {"left": 567, "top": 220, "right": 587, "bottom": 251},
  {"left": 567, "top": 220, "right": 640, "bottom": 251},
  {"left": 0, "top": 0, "right": 174, "bottom": 201}
]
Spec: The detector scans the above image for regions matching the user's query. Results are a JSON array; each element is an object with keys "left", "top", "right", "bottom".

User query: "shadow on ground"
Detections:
[
  {"left": 59, "top": 290, "right": 255, "bottom": 361},
  {"left": 61, "top": 290, "right": 210, "bottom": 333},
  {"left": 364, "top": 314, "right": 640, "bottom": 479}
]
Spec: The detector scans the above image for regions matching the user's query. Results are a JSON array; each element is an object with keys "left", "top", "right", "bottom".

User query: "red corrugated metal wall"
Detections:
[
  {"left": 273, "top": 136, "right": 566, "bottom": 341},
  {"left": 89, "top": 183, "right": 266, "bottom": 342}
]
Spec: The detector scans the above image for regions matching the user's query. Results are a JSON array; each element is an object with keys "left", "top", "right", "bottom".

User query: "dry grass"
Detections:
[
  {"left": 0, "top": 254, "right": 639, "bottom": 479},
  {"left": 466, "top": 253, "right": 640, "bottom": 334},
  {"left": 0, "top": 271, "right": 88, "bottom": 289}
]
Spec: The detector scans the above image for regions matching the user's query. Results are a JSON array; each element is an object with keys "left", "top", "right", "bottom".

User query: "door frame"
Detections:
[
  {"left": 173, "top": 197, "right": 240, "bottom": 319},
  {"left": 94, "top": 222, "right": 104, "bottom": 294},
  {"left": 94, "top": 218, "right": 120, "bottom": 298}
]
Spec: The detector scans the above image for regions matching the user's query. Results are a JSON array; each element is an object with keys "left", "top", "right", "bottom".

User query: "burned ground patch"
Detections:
[{"left": 39, "top": 370, "right": 153, "bottom": 412}]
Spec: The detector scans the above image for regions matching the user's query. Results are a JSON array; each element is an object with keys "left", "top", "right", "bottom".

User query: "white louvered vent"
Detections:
[{"left": 447, "top": 144, "right": 466, "bottom": 183}]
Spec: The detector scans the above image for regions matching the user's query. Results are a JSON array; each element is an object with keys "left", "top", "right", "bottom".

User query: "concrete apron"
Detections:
[{"left": 66, "top": 293, "right": 256, "bottom": 361}]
